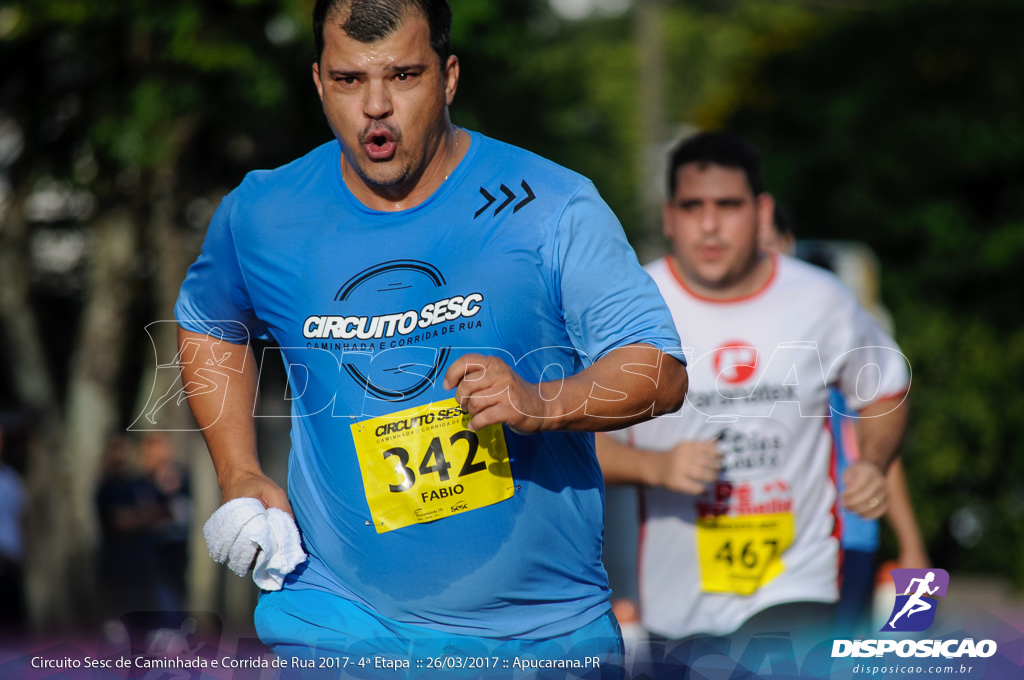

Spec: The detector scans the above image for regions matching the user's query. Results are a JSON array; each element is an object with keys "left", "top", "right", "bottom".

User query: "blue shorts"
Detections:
[{"left": 255, "top": 588, "right": 624, "bottom": 679}]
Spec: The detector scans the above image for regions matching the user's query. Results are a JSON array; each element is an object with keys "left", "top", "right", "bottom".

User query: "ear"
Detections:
[
  {"left": 312, "top": 61, "right": 325, "bottom": 100},
  {"left": 443, "top": 55, "right": 460, "bottom": 106},
  {"left": 755, "top": 192, "right": 776, "bottom": 252}
]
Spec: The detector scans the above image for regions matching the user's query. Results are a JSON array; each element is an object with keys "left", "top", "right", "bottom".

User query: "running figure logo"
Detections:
[{"left": 882, "top": 568, "right": 950, "bottom": 632}]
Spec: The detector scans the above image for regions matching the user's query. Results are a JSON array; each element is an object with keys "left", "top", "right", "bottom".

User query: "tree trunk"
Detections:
[
  {"left": 60, "top": 208, "right": 141, "bottom": 621},
  {"left": 0, "top": 185, "right": 73, "bottom": 629},
  {"left": 125, "top": 120, "right": 226, "bottom": 617},
  {"left": 634, "top": 0, "right": 670, "bottom": 262}
]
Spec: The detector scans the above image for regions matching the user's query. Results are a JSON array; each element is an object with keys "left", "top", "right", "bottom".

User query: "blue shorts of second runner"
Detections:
[{"left": 255, "top": 588, "right": 624, "bottom": 679}]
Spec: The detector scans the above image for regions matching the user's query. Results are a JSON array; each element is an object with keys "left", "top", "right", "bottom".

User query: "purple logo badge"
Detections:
[{"left": 881, "top": 568, "right": 950, "bottom": 632}]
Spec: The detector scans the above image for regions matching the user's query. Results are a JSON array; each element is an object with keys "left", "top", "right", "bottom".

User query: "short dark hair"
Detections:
[
  {"left": 667, "top": 131, "right": 764, "bottom": 198},
  {"left": 313, "top": 0, "right": 452, "bottom": 65}
]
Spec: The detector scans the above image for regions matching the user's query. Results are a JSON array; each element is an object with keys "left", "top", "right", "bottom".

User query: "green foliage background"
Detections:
[{"left": 722, "top": 0, "right": 1024, "bottom": 584}]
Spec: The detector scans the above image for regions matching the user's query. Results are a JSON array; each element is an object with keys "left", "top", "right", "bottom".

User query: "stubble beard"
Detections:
[
  {"left": 351, "top": 155, "right": 412, "bottom": 189},
  {"left": 708, "top": 247, "right": 763, "bottom": 291},
  {"left": 348, "top": 122, "right": 411, "bottom": 189},
  {"left": 681, "top": 242, "right": 762, "bottom": 293},
  {"left": 342, "top": 114, "right": 451, "bottom": 194}
]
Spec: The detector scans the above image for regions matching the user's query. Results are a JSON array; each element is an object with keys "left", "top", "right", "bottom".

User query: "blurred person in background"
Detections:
[
  {"left": 597, "top": 131, "right": 910, "bottom": 674},
  {"left": 139, "top": 431, "right": 191, "bottom": 613},
  {"left": 764, "top": 209, "right": 929, "bottom": 637},
  {"left": 0, "top": 424, "right": 27, "bottom": 633},
  {"left": 96, "top": 435, "right": 166, "bottom": 620}
]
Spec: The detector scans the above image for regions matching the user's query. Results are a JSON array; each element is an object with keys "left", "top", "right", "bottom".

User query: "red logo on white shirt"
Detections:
[{"left": 712, "top": 341, "right": 758, "bottom": 384}]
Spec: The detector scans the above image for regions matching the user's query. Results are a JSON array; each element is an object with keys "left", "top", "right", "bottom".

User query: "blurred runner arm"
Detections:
[
  {"left": 885, "top": 458, "right": 929, "bottom": 568},
  {"left": 843, "top": 395, "right": 910, "bottom": 520},
  {"left": 596, "top": 432, "right": 718, "bottom": 495}
]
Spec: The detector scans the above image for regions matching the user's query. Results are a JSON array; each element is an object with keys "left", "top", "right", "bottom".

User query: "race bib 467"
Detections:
[
  {"left": 350, "top": 399, "right": 515, "bottom": 533},
  {"left": 696, "top": 513, "right": 794, "bottom": 595}
]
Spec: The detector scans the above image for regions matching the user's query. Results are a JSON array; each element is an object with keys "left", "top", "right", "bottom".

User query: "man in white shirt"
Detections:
[{"left": 597, "top": 132, "right": 910, "bottom": 672}]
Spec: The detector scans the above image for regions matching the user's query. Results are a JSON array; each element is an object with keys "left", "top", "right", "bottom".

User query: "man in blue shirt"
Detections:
[{"left": 175, "top": 0, "right": 687, "bottom": 675}]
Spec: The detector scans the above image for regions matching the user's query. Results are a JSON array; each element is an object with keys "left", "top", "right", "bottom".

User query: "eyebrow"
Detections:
[
  {"left": 326, "top": 63, "right": 428, "bottom": 78},
  {"left": 385, "top": 63, "right": 428, "bottom": 73},
  {"left": 675, "top": 195, "right": 747, "bottom": 205}
]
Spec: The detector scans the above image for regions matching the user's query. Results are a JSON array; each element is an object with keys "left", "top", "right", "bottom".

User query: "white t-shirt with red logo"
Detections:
[{"left": 626, "top": 253, "right": 910, "bottom": 639}]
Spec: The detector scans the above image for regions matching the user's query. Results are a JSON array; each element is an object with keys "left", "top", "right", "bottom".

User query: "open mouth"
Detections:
[{"left": 363, "top": 129, "right": 398, "bottom": 161}]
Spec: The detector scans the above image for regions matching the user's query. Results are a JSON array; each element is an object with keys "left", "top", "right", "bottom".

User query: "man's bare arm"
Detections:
[
  {"left": 884, "top": 459, "right": 929, "bottom": 568},
  {"left": 177, "top": 325, "right": 291, "bottom": 513},
  {"left": 443, "top": 344, "right": 687, "bottom": 433},
  {"left": 856, "top": 395, "right": 910, "bottom": 472},
  {"left": 842, "top": 395, "right": 910, "bottom": 520},
  {"left": 596, "top": 433, "right": 719, "bottom": 494}
]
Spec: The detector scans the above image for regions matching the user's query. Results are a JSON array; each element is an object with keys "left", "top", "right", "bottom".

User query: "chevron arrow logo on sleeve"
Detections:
[
  {"left": 474, "top": 187, "right": 495, "bottom": 218},
  {"left": 474, "top": 180, "right": 536, "bottom": 219},
  {"left": 513, "top": 180, "right": 535, "bottom": 213},
  {"left": 494, "top": 183, "right": 516, "bottom": 214}
]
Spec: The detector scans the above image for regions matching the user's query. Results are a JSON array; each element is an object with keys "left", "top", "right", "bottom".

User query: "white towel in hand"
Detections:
[{"left": 203, "top": 497, "right": 307, "bottom": 591}]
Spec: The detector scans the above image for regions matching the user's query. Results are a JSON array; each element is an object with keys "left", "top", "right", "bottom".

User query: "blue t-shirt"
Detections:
[{"left": 176, "top": 131, "right": 682, "bottom": 638}]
